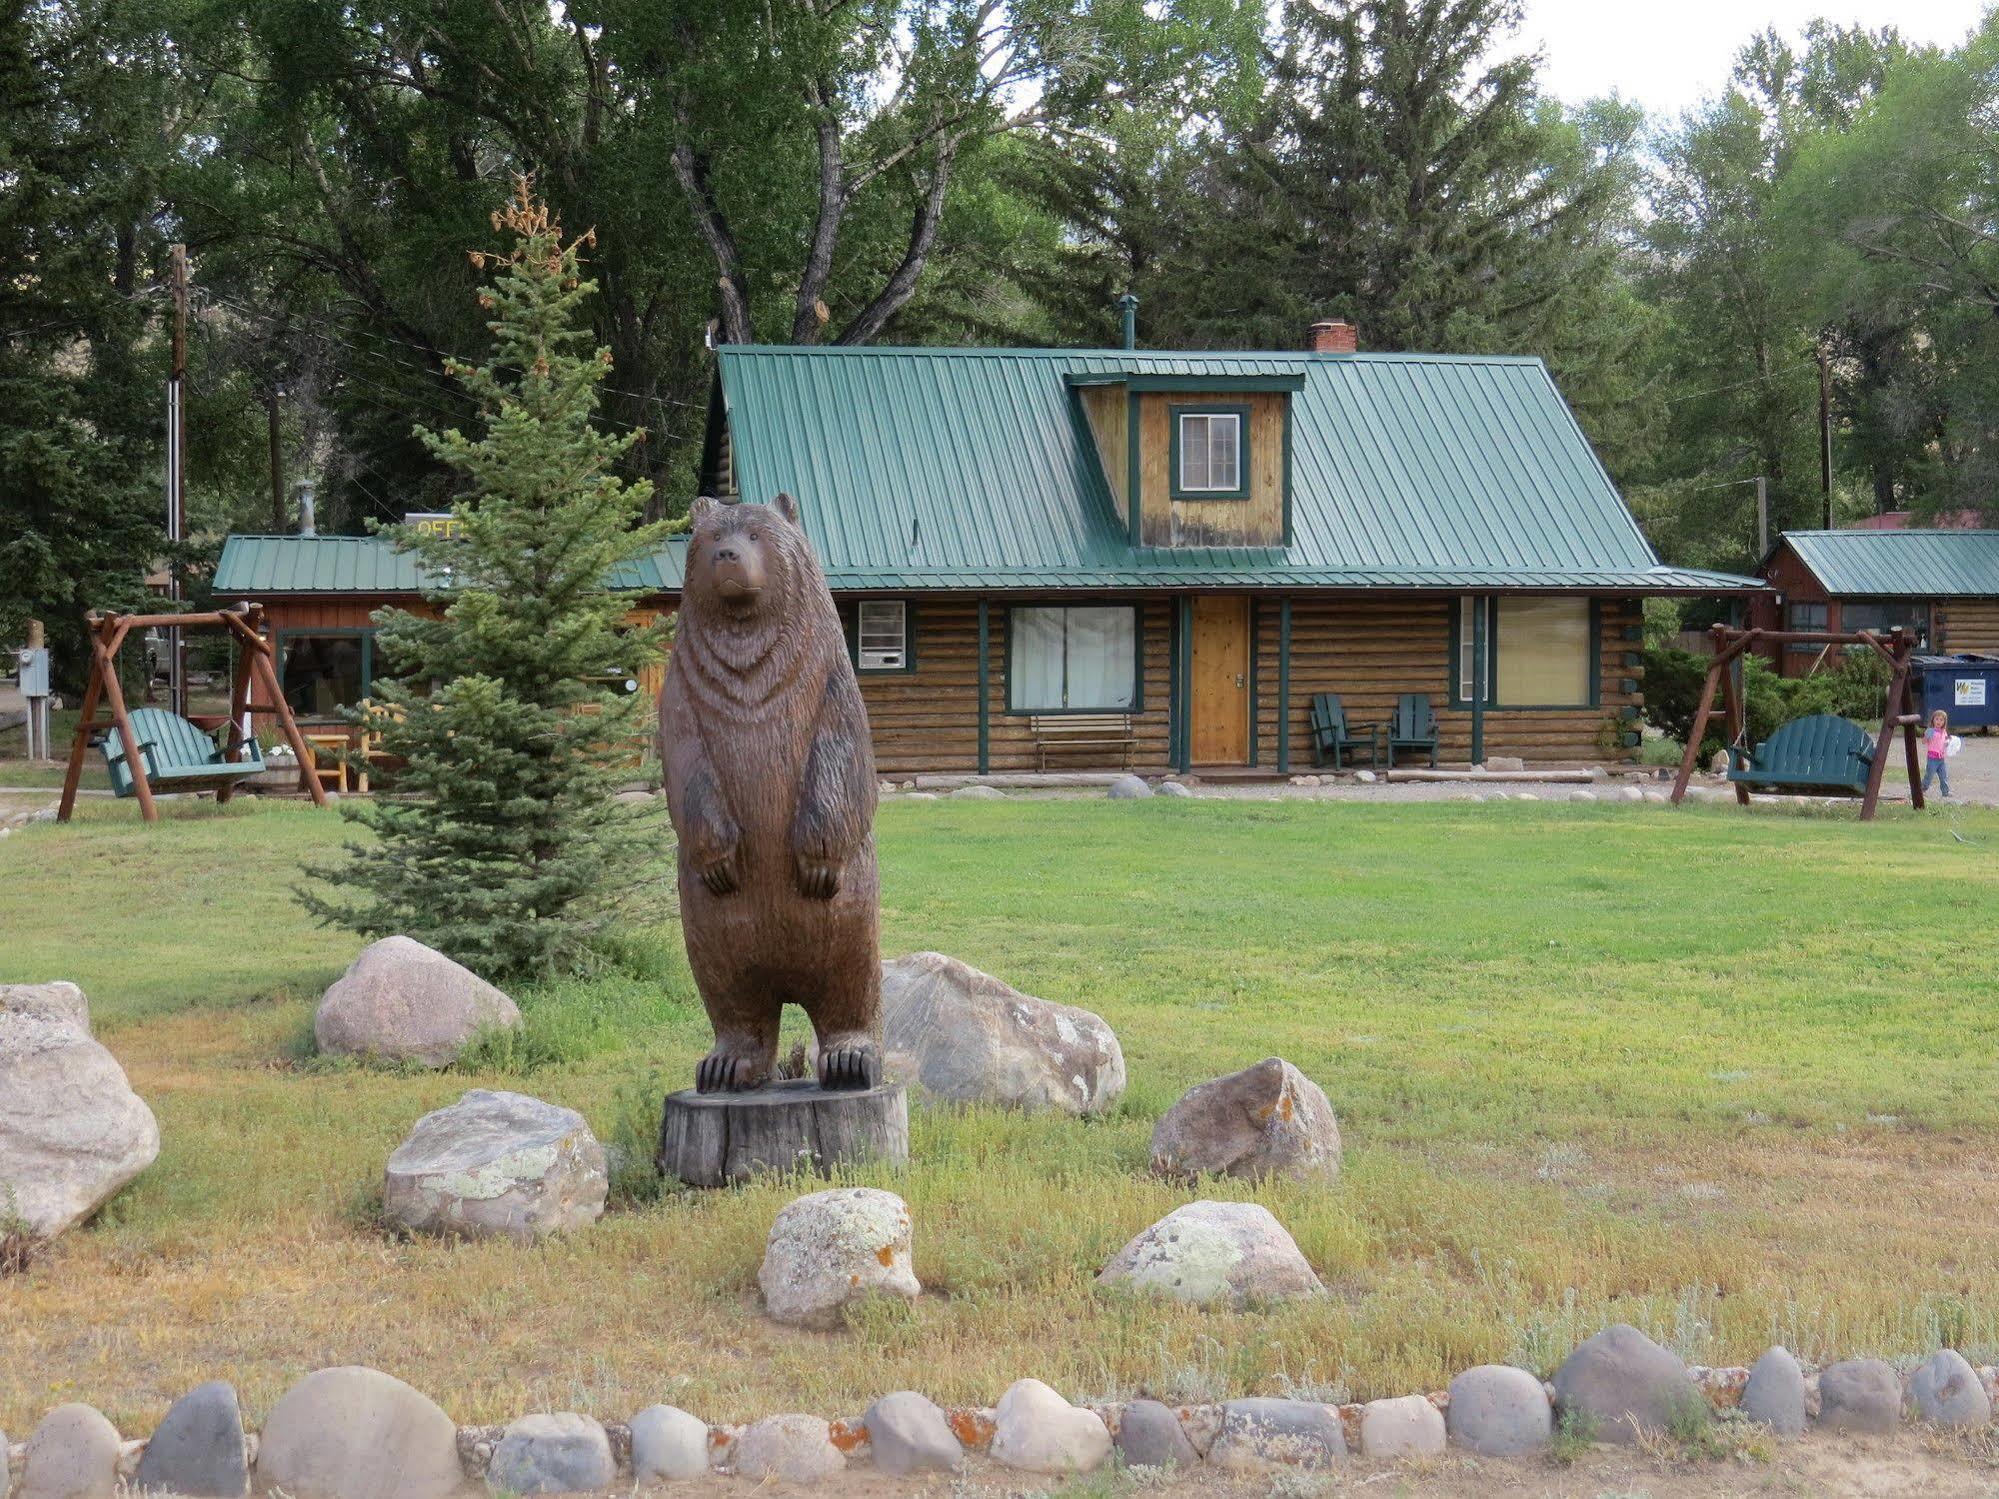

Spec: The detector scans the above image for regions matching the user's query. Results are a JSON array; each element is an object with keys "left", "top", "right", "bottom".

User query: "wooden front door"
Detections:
[{"left": 1189, "top": 595, "right": 1250, "bottom": 764}]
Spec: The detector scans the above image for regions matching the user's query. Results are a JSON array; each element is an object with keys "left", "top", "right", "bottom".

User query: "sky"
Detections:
[{"left": 1518, "top": 0, "right": 1991, "bottom": 120}]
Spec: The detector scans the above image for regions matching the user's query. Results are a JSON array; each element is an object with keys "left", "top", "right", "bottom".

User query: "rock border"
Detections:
[{"left": 9, "top": 1344, "right": 1998, "bottom": 1491}]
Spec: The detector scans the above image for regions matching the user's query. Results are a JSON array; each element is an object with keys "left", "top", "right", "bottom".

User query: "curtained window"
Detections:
[
  {"left": 1008, "top": 606, "right": 1138, "bottom": 710},
  {"left": 1454, "top": 598, "right": 1594, "bottom": 707}
]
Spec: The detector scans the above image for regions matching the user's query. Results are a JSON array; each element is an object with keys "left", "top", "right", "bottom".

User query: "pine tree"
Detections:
[{"left": 301, "top": 179, "right": 669, "bottom": 978}]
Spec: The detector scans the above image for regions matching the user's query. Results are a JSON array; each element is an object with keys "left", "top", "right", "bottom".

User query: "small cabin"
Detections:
[
  {"left": 218, "top": 320, "right": 1763, "bottom": 775},
  {"left": 1751, "top": 530, "right": 1999, "bottom": 676}
]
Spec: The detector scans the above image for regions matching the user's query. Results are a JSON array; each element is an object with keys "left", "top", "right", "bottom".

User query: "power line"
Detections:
[{"left": 1663, "top": 359, "right": 1817, "bottom": 407}]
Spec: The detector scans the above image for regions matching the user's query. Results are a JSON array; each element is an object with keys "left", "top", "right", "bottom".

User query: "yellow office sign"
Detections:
[{"left": 404, "top": 512, "right": 464, "bottom": 538}]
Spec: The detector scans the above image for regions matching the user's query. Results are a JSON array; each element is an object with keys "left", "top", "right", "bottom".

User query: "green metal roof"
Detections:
[
  {"left": 717, "top": 344, "right": 1760, "bottom": 593},
  {"left": 1779, "top": 529, "right": 1999, "bottom": 598},
  {"left": 213, "top": 533, "right": 683, "bottom": 595}
]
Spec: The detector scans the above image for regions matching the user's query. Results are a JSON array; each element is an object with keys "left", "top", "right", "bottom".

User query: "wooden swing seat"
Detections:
[
  {"left": 101, "top": 707, "right": 266, "bottom": 798},
  {"left": 1726, "top": 713, "right": 1874, "bottom": 797}
]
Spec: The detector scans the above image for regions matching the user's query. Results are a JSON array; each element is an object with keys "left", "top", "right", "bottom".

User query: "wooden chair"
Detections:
[
  {"left": 1029, "top": 713, "right": 1136, "bottom": 770},
  {"left": 1726, "top": 714, "right": 1875, "bottom": 797},
  {"left": 302, "top": 727, "right": 373, "bottom": 795},
  {"left": 1308, "top": 693, "right": 1378, "bottom": 769},
  {"left": 1383, "top": 693, "right": 1439, "bottom": 769},
  {"left": 100, "top": 707, "right": 266, "bottom": 799}
]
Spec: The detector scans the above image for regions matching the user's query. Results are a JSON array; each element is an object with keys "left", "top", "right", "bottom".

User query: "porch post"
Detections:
[
  {"left": 1247, "top": 598, "right": 1260, "bottom": 768},
  {"left": 1176, "top": 595, "right": 1193, "bottom": 774},
  {"left": 977, "top": 600, "right": 990, "bottom": 776},
  {"left": 1277, "top": 597, "right": 1292, "bottom": 774},
  {"left": 1470, "top": 596, "right": 1487, "bottom": 767}
]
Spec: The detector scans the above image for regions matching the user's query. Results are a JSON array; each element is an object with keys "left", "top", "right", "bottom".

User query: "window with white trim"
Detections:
[
  {"left": 1176, "top": 412, "right": 1242, "bottom": 493},
  {"left": 856, "top": 600, "right": 908, "bottom": 671}
]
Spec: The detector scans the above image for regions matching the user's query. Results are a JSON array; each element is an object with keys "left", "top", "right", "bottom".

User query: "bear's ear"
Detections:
[
  {"left": 689, "top": 495, "right": 719, "bottom": 527},
  {"left": 770, "top": 491, "right": 802, "bottom": 526}
]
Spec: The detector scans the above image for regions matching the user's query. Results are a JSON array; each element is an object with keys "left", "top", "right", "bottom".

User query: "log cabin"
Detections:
[
  {"left": 215, "top": 320, "right": 1763, "bottom": 776},
  {"left": 1750, "top": 529, "right": 1999, "bottom": 677}
]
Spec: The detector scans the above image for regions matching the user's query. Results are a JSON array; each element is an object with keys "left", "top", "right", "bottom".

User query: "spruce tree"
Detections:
[{"left": 302, "top": 179, "right": 669, "bottom": 978}]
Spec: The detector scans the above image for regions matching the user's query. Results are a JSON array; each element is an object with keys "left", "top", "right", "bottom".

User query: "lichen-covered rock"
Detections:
[
  {"left": 1207, "top": 1398, "right": 1346, "bottom": 1471},
  {"left": 383, "top": 1090, "right": 605, "bottom": 1242},
  {"left": 759, "top": 1187, "right": 918, "bottom": 1330},
  {"left": 879, "top": 952, "right": 1124, "bottom": 1116},
  {"left": 1358, "top": 1395, "right": 1445, "bottom": 1457},
  {"left": 1552, "top": 1324, "right": 1707, "bottom": 1445},
  {"left": 949, "top": 784, "right": 1004, "bottom": 801},
  {"left": 1155, "top": 781, "right": 1194, "bottom": 799},
  {"left": 988, "top": 1380, "right": 1110, "bottom": 1475},
  {"left": 1446, "top": 1365, "right": 1551, "bottom": 1456},
  {"left": 314, "top": 935, "right": 520, "bottom": 1067},
  {"left": 255, "top": 1366, "right": 464, "bottom": 1499},
  {"left": 1097, "top": 1200, "right": 1322, "bottom": 1307},
  {"left": 485, "top": 1413, "right": 614, "bottom": 1496},
  {"left": 1911, "top": 1349, "right": 1990, "bottom": 1429},
  {"left": 1818, "top": 1359, "right": 1902, "bottom": 1434},
  {"left": 1113, "top": 1399, "right": 1196, "bottom": 1469},
  {"left": 1106, "top": 775, "right": 1153, "bottom": 800},
  {"left": 1149, "top": 1057, "right": 1341, "bottom": 1183},
  {"left": 133, "top": 1380, "right": 248, "bottom": 1497},
  {"left": 20, "top": 1403, "right": 120, "bottom": 1499},
  {"left": 628, "top": 1405, "right": 709, "bottom": 1482},
  {"left": 0, "top": 1010, "right": 158, "bottom": 1239},
  {"left": 0, "top": 982, "right": 89, "bottom": 1031},
  {"left": 863, "top": 1392, "right": 962, "bottom": 1475},
  {"left": 731, "top": 1415, "right": 843, "bottom": 1484},
  {"left": 1740, "top": 1347, "right": 1807, "bottom": 1438}
]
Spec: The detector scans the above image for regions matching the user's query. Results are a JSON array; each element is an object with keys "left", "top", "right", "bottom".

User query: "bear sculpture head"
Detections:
[{"left": 682, "top": 492, "right": 822, "bottom": 626}]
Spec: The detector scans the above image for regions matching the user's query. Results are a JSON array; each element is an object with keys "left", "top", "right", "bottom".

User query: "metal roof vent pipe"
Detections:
[
  {"left": 1117, "top": 293, "right": 1138, "bottom": 351},
  {"left": 1307, "top": 318, "right": 1358, "bottom": 353},
  {"left": 296, "top": 480, "right": 316, "bottom": 536}
]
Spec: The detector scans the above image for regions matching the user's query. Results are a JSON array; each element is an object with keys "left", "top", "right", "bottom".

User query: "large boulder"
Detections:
[
  {"left": 1445, "top": 1365, "right": 1552, "bottom": 1456},
  {"left": 1096, "top": 1200, "right": 1322, "bottom": 1307},
  {"left": 988, "top": 1380, "right": 1110, "bottom": 1475},
  {"left": 255, "top": 1367, "right": 465, "bottom": 1499},
  {"left": 383, "top": 1090, "right": 606, "bottom": 1242},
  {"left": 1739, "top": 1346, "right": 1806, "bottom": 1438},
  {"left": 759, "top": 1187, "right": 919, "bottom": 1330},
  {"left": 1817, "top": 1358, "right": 1901, "bottom": 1434},
  {"left": 133, "top": 1380, "right": 249, "bottom": 1497},
  {"left": 0, "top": 1009, "right": 158, "bottom": 1239},
  {"left": 1911, "top": 1349, "right": 1991, "bottom": 1429},
  {"left": 879, "top": 952, "right": 1124, "bottom": 1116},
  {"left": 484, "top": 1413, "right": 615, "bottom": 1496},
  {"left": 314, "top": 935, "right": 520, "bottom": 1067},
  {"left": 1206, "top": 1398, "right": 1346, "bottom": 1471},
  {"left": 1149, "top": 1057, "right": 1341, "bottom": 1183},
  {"left": 1551, "top": 1324, "right": 1706, "bottom": 1445},
  {"left": 19, "top": 1403, "right": 121, "bottom": 1499},
  {"left": 0, "top": 982, "right": 89, "bottom": 1030}
]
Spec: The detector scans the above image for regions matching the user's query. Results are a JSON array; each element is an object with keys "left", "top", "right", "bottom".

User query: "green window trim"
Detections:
[
  {"left": 1001, "top": 603, "right": 1146, "bottom": 715},
  {"left": 1169, "top": 403, "right": 1252, "bottom": 501},
  {"left": 274, "top": 627, "right": 377, "bottom": 718},
  {"left": 840, "top": 599, "right": 919, "bottom": 675},
  {"left": 1449, "top": 597, "right": 1602, "bottom": 711}
]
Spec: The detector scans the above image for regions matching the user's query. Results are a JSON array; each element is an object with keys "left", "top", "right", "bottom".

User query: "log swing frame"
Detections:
[
  {"left": 57, "top": 605, "right": 329, "bottom": 823},
  {"left": 1668, "top": 624, "right": 1924, "bottom": 822}
]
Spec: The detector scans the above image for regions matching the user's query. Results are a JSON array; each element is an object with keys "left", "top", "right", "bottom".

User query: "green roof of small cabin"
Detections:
[
  {"left": 216, "top": 344, "right": 1762, "bottom": 597},
  {"left": 1775, "top": 529, "right": 1999, "bottom": 598}
]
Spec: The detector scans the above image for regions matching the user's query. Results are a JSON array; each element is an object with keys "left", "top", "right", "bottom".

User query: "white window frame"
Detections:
[
  {"left": 1176, "top": 412, "right": 1242, "bottom": 493},
  {"left": 856, "top": 600, "right": 908, "bottom": 671}
]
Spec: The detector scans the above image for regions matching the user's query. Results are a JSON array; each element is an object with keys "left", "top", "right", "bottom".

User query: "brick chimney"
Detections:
[{"left": 1307, "top": 319, "right": 1358, "bottom": 354}]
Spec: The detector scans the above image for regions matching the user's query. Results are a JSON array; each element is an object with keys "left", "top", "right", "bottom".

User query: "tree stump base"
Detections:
[{"left": 656, "top": 1079, "right": 909, "bottom": 1188}]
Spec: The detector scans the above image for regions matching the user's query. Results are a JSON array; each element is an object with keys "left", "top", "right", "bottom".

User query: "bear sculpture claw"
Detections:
[{"left": 817, "top": 1039, "right": 882, "bottom": 1092}]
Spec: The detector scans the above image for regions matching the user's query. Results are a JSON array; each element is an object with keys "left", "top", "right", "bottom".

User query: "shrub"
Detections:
[{"left": 1643, "top": 648, "right": 1813, "bottom": 761}]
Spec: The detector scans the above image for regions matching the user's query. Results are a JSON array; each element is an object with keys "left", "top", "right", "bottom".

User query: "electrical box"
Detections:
[{"left": 15, "top": 647, "right": 49, "bottom": 698}]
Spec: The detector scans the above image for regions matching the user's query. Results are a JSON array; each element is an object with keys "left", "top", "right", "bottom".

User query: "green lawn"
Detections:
[{"left": 3, "top": 793, "right": 1998, "bottom": 1436}]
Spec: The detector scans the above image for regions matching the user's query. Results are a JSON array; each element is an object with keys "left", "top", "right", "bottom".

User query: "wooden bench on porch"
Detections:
[{"left": 1029, "top": 713, "right": 1136, "bottom": 770}]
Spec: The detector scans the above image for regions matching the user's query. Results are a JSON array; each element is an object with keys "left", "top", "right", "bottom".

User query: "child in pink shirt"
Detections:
[{"left": 1923, "top": 710, "right": 1952, "bottom": 798}]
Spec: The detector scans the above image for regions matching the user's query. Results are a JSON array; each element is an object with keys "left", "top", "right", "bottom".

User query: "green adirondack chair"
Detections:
[
  {"left": 1309, "top": 693, "right": 1378, "bottom": 769},
  {"left": 1726, "top": 713, "right": 1874, "bottom": 796},
  {"left": 100, "top": 707, "right": 266, "bottom": 799},
  {"left": 1383, "top": 692, "right": 1439, "bottom": 768}
]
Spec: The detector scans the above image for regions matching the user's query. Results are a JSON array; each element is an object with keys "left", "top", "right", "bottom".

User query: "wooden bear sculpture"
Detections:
[{"left": 659, "top": 493, "right": 883, "bottom": 1092}]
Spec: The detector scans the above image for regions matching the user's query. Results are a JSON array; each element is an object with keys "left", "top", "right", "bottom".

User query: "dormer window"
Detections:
[{"left": 1171, "top": 405, "right": 1251, "bottom": 499}]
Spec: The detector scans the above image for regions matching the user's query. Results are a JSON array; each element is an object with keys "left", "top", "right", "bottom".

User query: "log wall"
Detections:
[{"left": 1941, "top": 600, "right": 1999, "bottom": 655}]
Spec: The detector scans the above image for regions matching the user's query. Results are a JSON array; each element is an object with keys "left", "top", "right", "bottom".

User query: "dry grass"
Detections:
[{"left": 3, "top": 794, "right": 1999, "bottom": 1436}]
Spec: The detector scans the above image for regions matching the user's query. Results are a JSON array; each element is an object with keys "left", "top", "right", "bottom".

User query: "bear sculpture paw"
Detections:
[
  {"left": 695, "top": 1047, "right": 770, "bottom": 1093},
  {"left": 816, "top": 1038, "right": 882, "bottom": 1092}
]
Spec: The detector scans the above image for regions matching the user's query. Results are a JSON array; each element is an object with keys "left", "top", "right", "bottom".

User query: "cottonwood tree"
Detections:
[{"left": 301, "top": 181, "right": 669, "bottom": 978}]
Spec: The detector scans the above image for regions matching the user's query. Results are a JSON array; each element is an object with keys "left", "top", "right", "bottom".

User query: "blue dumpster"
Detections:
[{"left": 1912, "top": 654, "right": 1999, "bottom": 731}]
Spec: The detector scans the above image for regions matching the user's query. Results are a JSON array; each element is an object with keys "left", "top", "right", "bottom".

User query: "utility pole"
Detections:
[
  {"left": 1756, "top": 474, "right": 1769, "bottom": 557},
  {"left": 1817, "top": 344, "right": 1834, "bottom": 529},
  {"left": 267, "top": 385, "right": 285, "bottom": 531},
  {"left": 167, "top": 243, "right": 189, "bottom": 717}
]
